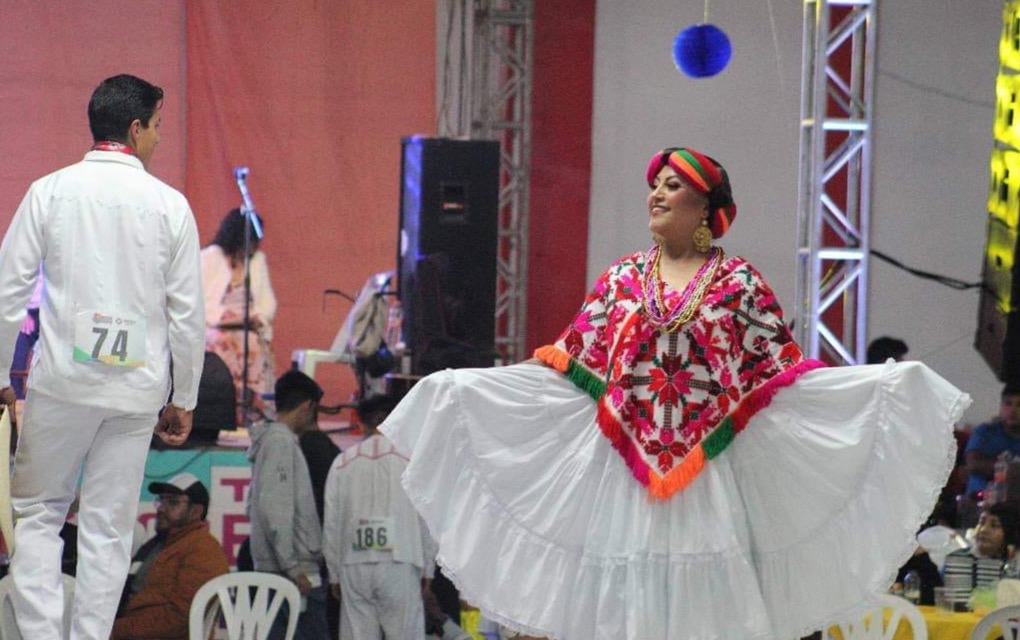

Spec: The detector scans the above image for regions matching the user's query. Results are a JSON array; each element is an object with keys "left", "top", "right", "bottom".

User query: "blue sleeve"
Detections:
[{"left": 965, "top": 424, "right": 997, "bottom": 455}]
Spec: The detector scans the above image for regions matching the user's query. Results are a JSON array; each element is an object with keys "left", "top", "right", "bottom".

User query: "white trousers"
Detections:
[
  {"left": 339, "top": 562, "right": 424, "bottom": 640},
  {"left": 10, "top": 391, "right": 155, "bottom": 640}
]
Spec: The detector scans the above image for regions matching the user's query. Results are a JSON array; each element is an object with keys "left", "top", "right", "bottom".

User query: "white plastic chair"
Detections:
[
  {"left": 826, "top": 594, "right": 928, "bottom": 640},
  {"left": 0, "top": 573, "right": 76, "bottom": 640},
  {"left": 188, "top": 571, "right": 300, "bottom": 640},
  {"left": 972, "top": 604, "right": 1020, "bottom": 640}
]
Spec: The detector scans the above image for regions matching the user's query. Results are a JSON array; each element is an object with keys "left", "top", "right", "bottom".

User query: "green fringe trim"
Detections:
[
  {"left": 565, "top": 360, "right": 606, "bottom": 401},
  {"left": 701, "top": 417, "right": 735, "bottom": 460}
]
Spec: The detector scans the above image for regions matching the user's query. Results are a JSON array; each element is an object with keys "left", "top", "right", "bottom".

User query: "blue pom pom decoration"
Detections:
[{"left": 673, "top": 24, "right": 732, "bottom": 78}]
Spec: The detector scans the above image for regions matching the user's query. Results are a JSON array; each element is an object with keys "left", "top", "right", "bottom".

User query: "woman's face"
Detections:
[
  {"left": 647, "top": 165, "right": 709, "bottom": 250},
  {"left": 976, "top": 511, "right": 1007, "bottom": 557}
]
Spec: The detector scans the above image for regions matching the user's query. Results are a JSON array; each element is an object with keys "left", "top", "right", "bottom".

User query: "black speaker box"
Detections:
[
  {"left": 977, "top": 215, "right": 1020, "bottom": 384},
  {"left": 398, "top": 137, "right": 500, "bottom": 375},
  {"left": 187, "top": 351, "right": 237, "bottom": 444}
]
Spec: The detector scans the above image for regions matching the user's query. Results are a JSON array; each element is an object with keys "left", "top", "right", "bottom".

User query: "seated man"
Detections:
[
  {"left": 111, "top": 473, "right": 229, "bottom": 640},
  {"left": 965, "top": 385, "right": 1020, "bottom": 497}
]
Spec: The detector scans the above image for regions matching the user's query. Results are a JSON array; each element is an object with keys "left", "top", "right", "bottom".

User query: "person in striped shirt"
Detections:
[{"left": 943, "top": 501, "right": 1020, "bottom": 609}]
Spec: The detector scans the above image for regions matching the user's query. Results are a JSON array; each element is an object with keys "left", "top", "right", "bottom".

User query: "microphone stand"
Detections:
[{"left": 233, "top": 167, "right": 264, "bottom": 425}]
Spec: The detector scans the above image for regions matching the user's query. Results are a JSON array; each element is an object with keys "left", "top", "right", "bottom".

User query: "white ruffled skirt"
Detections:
[{"left": 380, "top": 360, "right": 969, "bottom": 640}]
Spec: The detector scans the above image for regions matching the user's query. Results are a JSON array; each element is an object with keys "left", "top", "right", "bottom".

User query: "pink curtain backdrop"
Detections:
[
  {"left": 0, "top": 2, "right": 187, "bottom": 214},
  {"left": 0, "top": 1, "right": 592, "bottom": 407},
  {"left": 185, "top": 1, "right": 437, "bottom": 403}
]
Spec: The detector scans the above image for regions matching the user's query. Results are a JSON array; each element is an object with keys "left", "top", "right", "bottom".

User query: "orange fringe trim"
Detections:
[
  {"left": 534, "top": 345, "right": 570, "bottom": 372},
  {"left": 648, "top": 446, "right": 706, "bottom": 499}
]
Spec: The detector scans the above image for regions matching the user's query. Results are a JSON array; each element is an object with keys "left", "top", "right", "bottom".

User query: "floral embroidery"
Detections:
[
  {"left": 629, "top": 397, "right": 657, "bottom": 436},
  {"left": 648, "top": 353, "right": 691, "bottom": 407},
  {"left": 535, "top": 249, "right": 825, "bottom": 500}
]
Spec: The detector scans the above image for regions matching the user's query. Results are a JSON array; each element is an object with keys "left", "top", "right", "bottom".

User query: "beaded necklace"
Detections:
[{"left": 641, "top": 244, "right": 724, "bottom": 332}]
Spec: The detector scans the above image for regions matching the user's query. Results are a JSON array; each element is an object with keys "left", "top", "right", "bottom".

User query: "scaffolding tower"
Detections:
[
  {"left": 438, "top": 0, "right": 533, "bottom": 363},
  {"left": 794, "top": 0, "right": 877, "bottom": 365},
  {"left": 441, "top": 0, "right": 865, "bottom": 364}
]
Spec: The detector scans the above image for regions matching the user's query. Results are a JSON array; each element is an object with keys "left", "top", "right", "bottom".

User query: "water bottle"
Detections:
[
  {"left": 385, "top": 300, "right": 404, "bottom": 351},
  {"left": 1003, "top": 551, "right": 1020, "bottom": 579},
  {"left": 903, "top": 570, "right": 921, "bottom": 604},
  {"left": 477, "top": 615, "right": 499, "bottom": 640},
  {"left": 996, "top": 451, "right": 1014, "bottom": 484}
]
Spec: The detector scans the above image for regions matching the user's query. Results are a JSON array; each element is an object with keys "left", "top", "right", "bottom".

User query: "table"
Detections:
[
  {"left": 829, "top": 605, "right": 983, "bottom": 640},
  {"left": 915, "top": 606, "right": 984, "bottom": 640}
]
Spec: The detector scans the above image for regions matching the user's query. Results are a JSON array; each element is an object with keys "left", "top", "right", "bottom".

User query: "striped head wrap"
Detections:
[{"left": 645, "top": 147, "right": 737, "bottom": 239}]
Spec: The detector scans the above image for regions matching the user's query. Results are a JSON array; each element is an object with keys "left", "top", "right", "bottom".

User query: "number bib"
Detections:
[
  {"left": 73, "top": 310, "right": 147, "bottom": 367},
  {"left": 352, "top": 516, "right": 394, "bottom": 552}
]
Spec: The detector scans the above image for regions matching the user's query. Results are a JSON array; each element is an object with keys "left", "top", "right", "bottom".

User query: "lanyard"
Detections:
[{"left": 91, "top": 141, "right": 136, "bottom": 156}]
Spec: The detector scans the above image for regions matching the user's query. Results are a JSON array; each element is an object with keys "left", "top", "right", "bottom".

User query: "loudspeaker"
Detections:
[
  {"left": 398, "top": 137, "right": 500, "bottom": 375},
  {"left": 188, "top": 351, "right": 237, "bottom": 444},
  {"left": 976, "top": 290, "right": 1010, "bottom": 380},
  {"left": 978, "top": 146, "right": 1020, "bottom": 384}
]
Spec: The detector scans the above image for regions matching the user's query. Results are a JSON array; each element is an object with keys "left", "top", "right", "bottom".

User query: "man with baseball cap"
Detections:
[{"left": 110, "top": 473, "right": 229, "bottom": 640}]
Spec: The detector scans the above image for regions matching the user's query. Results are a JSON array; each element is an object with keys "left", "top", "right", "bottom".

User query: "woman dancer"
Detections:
[{"left": 382, "top": 147, "right": 968, "bottom": 640}]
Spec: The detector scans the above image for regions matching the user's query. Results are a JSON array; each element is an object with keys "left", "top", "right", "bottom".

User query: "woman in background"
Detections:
[{"left": 201, "top": 208, "right": 277, "bottom": 423}]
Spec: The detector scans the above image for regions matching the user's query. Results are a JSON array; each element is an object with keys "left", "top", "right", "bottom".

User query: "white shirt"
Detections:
[
  {"left": 323, "top": 434, "right": 437, "bottom": 582},
  {"left": 0, "top": 150, "right": 205, "bottom": 412}
]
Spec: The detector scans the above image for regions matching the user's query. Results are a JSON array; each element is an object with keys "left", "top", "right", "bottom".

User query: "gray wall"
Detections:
[{"left": 589, "top": 0, "right": 1003, "bottom": 424}]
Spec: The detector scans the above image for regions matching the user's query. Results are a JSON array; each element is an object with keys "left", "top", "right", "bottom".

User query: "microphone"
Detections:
[{"left": 233, "top": 166, "right": 264, "bottom": 240}]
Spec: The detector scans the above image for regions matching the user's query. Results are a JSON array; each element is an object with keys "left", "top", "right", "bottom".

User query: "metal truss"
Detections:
[
  {"left": 438, "top": 0, "right": 533, "bottom": 363},
  {"left": 794, "top": 0, "right": 877, "bottom": 365}
]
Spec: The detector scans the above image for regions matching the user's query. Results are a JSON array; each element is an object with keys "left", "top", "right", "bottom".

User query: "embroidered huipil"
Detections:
[{"left": 536, "top": 248, "right": 824, "bottom": 499}]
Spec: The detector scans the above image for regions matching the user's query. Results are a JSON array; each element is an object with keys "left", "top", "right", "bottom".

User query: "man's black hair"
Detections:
[{"left": 87, "top": 74, "right": 163, "bottom": 143}]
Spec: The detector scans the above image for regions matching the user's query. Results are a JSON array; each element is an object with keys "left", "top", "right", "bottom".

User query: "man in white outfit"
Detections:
[
  {"left": 0, "top": 74, "right": 205, "bottom": 640},
  {"left": 324, "top": 394, "right": 439, "bottom": 640}
]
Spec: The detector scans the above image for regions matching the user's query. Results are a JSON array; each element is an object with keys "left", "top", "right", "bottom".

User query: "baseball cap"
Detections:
[{"left": 148, "top": 472, "right": 210, "bottom": 508}]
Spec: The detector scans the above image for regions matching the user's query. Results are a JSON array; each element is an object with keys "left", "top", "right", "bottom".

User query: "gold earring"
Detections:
[{"left": 692, "top": 219, "right": 712, "bottom": 253}]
